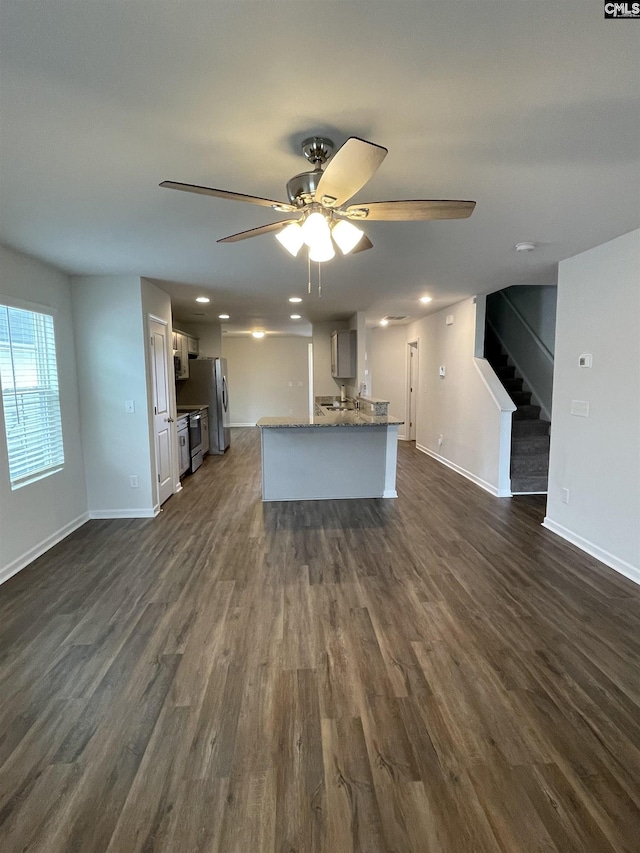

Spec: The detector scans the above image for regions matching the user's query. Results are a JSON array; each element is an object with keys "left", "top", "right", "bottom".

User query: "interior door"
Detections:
[{"left": 149, "top": 318, "right": 174, "bottom": 505}]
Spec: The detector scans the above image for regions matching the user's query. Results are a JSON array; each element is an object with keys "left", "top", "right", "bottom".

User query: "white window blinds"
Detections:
[{"left": 0, "top": 304, "right": 65, "bottom": 489}]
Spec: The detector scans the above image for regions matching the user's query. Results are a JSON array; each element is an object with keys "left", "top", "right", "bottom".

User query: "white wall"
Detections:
[
  {"left": 72, "top": 276, "right": 156, "bottom": 517},
  {"left": 0, "top": 245, "right": 88, "bottom": 584},
  {"left": 370, "top": 325, "right": 408, "bottom": 437},
  {"left": 222, "top": 335, "right": 311, "bottom": 425},
  {"left": 407, "top": 297, "right": 511, "bottom": 495},
  {"left": 544, "top": 230, "right": 640, "bottom": 583}
]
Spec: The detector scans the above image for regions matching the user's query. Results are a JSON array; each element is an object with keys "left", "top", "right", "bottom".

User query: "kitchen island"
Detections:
[{"left": 257, "top": 406, "right": 404, "bottom": 501}]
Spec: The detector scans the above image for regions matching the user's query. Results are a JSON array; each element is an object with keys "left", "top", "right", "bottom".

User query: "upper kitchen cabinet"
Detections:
[
  {"left": 173, "top": 331, "right": 190, "bottom": 380},
  {"left": 331, "top": 330, "right": 357, "bottom": 378},
  {"left": 187, "top": 336, "right": 199, "bottom": 358}
]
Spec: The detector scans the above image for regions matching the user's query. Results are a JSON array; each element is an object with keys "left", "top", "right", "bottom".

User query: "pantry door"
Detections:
[{"left": 149, "top": 317, "right": 174, "bottom": 505}]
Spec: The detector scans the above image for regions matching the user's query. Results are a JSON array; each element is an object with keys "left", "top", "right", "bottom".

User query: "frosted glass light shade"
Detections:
[
  {"left": 301, "top": 212, "right": 331, "bottom": 247},
  {"left": 332, "top": 219, "right": 364, "bottom": 254},
  {"left": 275, "top": 222, "right": 304, "bottom": 257},
  {"left": 309, "top": 236, "right": 335, "bottom": 262}
]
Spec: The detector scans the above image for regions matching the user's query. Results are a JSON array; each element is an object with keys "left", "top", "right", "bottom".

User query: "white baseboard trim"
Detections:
[
  {"left": 416, "top": 444, "right": 511, "bottom": 498},
  {"left": 88, "top": 508, "right": 160, "bottom": 519},
  {"left": 0, "top": 511, "right": 90, "bottom": 587},
  {"left": 230, "top": 422, "right": 256, "bottom": 427},
  {"left": 382, "top": 489, "right": 398, "bottom": 498},
  {"left": 542, "top": 517, "right": 640, "bottom": 587}
]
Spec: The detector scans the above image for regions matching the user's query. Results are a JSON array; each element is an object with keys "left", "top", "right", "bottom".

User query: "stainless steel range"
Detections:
[{"left": 177, "top": 407, "right": 204, "bottom": 473}]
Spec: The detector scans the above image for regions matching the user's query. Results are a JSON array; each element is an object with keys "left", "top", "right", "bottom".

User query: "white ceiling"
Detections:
[{"left": 1, "top": 1, "right": 638, "bottom": 336}]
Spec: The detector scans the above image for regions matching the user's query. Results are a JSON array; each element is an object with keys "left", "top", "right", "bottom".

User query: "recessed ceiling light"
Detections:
[
  {"left": 419, "top": 296, "right": 432, "bottom": 304},
  {"left": 515, "top": 241, "right": 536, "bottom": 252},
  {"left": 218, "top": 314, "right": 230, "bottom": 320},
  {"left": 290, "top": 314, "right": 301, "bottom": 320},
  {"left": 379, "top": 318, "right": 389, "bottom": 326},
  {"left": 195, "top": 296, "right": 210, "bottom": 303},
  {"left": 288, "top": 296, "right": 302, "bottom": 303},
  {"left": 251, "top": 330, "right": 265, "bottom": 339}
]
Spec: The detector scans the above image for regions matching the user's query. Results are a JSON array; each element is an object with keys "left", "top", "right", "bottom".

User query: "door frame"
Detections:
[
  {"left": 405, "top": 338, "right": 420, "bottom": 441},
  {"left": 147, "top": 314, "right": 176, "bottom": 509}
]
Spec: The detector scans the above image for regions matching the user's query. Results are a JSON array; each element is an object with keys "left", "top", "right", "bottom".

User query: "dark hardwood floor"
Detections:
[{"left": 1, "top": 428, "right": 639, "bottom": 852}]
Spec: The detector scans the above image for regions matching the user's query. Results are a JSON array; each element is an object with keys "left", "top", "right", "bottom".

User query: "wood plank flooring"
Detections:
[{"left": 1, "top": 427, "right": 639, "bottom": 852}]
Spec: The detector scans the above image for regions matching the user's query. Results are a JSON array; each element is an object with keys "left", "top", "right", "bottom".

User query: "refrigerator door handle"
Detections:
[{"left": 222, "top": 375, "right": 228, "bottom": 412}]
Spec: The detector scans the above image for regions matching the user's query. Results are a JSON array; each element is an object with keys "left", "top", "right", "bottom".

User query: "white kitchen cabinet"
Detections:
[
  {"left": 187, "top": 336, "right": 199, "bottom": 357},
  {"left": 173, "top": 332, "right": 189, "bottom": 380},
  {"left": 331, "top": 330, "right": 357, "bottom": 378}
]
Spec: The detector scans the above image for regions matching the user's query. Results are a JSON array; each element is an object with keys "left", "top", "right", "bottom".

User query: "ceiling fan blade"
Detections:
[
  {"left": 350, "top": 234, "right": 373, "bottom": 254},
  {"left": 314, "top": 137, "right": 387, "bottom": 208},
  {"left": 344, "top": 199, "right": 476, "bottom": 221},
  {"left": 217, "top": 218, "right": 298, "bottom": 243},
  {"left": 160, "top": 181, "right": 296, "bottom": 212}
]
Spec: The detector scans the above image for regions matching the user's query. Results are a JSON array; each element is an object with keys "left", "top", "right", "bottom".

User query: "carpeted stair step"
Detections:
[
  {"left": 510, "top": 390, "right": 532, "bottom": 406},
  {"left": 513, "top": 404, "right": 541, "bottom": 420},
  {"left": 511, "top": 434, "right": 550, "bottom": 454},
  {"left": 512, "top": 418, "right": 550, "bottom": 436},
  {"left": 495, "top": 364, "right": 516, "bottom": 380},
  {"left": 511, "top": 452, "right": 549, "bottom": 476},
  {"left": 503, "top": 377, "right": 524, "bottom": 393},
  {"left": 511, "top": 473, "right": 549, "bottom": 493}
]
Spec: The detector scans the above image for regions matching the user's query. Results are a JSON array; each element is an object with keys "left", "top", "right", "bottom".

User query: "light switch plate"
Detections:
[
  {"left": 125, "top": 400, "right": 135, "bottom": 414},
  {"left": 571, "top": 400, "right": 589, "bottom": 417},
  {"left": 579, "top": 353, "right": 592, "bottom": 368}
]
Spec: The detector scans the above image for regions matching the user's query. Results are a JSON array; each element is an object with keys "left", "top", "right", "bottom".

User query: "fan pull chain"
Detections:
[
  {"left": 307, "top": 252, "right": 311, "bottom": 295},
  {"left": 318, "top": 262, "right": 322, "bottom": 298}
]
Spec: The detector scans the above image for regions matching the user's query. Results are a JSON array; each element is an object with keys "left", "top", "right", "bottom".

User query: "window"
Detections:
[{"left": 0, "top": 303, "right": 64, "bottom": 489}]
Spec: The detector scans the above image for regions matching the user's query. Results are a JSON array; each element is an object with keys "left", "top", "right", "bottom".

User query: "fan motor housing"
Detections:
[{"left": 286, "top": 169, "right": 324, "bottom": 206}]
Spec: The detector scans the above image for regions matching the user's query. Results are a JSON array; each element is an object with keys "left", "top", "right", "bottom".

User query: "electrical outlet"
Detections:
[
  {"left": 561, "top": 487, "right": 570, "bottom": 504},
  {"left": 129, "top": 475, "right": 139, "bottom": 488},
  {"left": 438, "top": 434, "right": 444, "bottom": 446},
  {"left": 125, "top": 400, "right": 135, "bottom": 414}
]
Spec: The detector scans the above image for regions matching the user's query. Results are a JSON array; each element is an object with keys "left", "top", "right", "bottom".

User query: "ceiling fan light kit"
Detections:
[
  {"left": 161, "top": 134, "right": 476, "bottom": 289},
  {"left": 332, "top": 219, "right": 364, "bottom": 254},
  {"left": 275, "top": 222, "right": 304, "bottom": 257}
]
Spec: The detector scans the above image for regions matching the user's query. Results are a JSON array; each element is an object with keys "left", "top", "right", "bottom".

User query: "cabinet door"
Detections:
[
  {"left": 331, "top": 330, "right": 356, "bottom": 378},
  {"left": 175, "top": 333, "right": 189, "bottom": 379},
  {"left": 188, "top": 336, "right": 199, "bottom": 357}
]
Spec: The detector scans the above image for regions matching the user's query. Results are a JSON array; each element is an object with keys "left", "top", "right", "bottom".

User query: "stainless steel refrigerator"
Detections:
[{"left": 176, "top": 357, "right": 230, "bottom": 454}]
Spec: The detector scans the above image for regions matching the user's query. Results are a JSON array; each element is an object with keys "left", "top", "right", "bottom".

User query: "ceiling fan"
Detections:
[{"left": 160, "top": 136, "right": 475, "bottom": 262}]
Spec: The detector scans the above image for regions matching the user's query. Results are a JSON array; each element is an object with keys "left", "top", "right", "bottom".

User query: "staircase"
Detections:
[{"left": 485, "top": 329, "right": 550, "bottom": 494}]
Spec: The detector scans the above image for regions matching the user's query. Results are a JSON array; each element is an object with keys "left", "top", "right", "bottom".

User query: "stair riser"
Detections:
[{"left": 510, "top": 391, "right": 532, "bottom": 406}]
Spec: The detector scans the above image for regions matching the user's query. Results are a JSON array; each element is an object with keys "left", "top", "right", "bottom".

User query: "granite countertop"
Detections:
[{"left": 257, "top": 407, "right": 404, "bottom": 428}]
